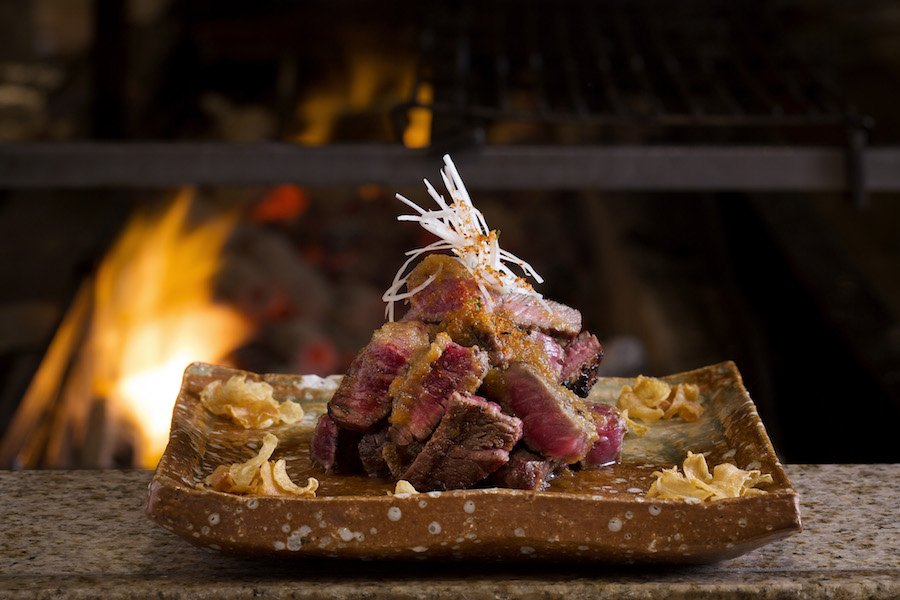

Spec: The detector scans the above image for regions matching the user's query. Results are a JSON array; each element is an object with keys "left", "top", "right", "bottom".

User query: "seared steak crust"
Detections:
[
  {"left": 497, "top": 294, "right": 582, "bottom": 338},
  {"left": 490, "top": 447, "right": 559, "bottom": 491},
  {"left": 357, "top": 426, "right": 391, "bottom": 478},
  {"left": 560, "top": 331, "right": 604, "bottom": 397},
  {"left": 389, "top": 334, "right": 489, "bottom": 446},
  {"left": 328, "top": 321, "right": 428, "bottom": 431},
  {"left": 401, "top": 255, "right": 483, "bottom": 323},
  {"left": 402, "top": 394, "right": 522, "bottom": 491},
  {"left": 382, "top": 439, "right": 424, "bottom": 479}
]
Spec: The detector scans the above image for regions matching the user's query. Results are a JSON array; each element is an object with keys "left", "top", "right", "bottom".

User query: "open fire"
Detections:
[
  {"left": 290, "top": 26, "right": 430, "bottom": 148},
  {"left": 2, "top": 191, "right": 251, "bottom": 469},
  {"left": 94, "top": 191, "right": 251, "bottom": 467}
]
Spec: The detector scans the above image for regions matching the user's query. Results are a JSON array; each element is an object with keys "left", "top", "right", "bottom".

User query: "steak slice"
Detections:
[
  {"left": 357, "top": 426, "right": 391, "bottom": 478},
  {"left": 496, "top": 362, "right": 598, "bottom": 463},
  {"left": 473, "top": 327, "right": 565, "bottom": 382},
  {"left": 559, "top": 331, "right": 604, "bottom": 397},
  {"left": 328, "top": 321, "right": 428, "bottom": 431},
  {"left": 401, "top": 394, "right": 522, "bottom": 491},
  {"left": 381, "top": 439, "right": 424, "bottom": 479},
  {"left": 389, "top": 333, "right": 489, "bottom": 446},
  {"left": 401, "top": 254, "right": 484, "bottom": 322},
  {"left": 496, "top": 294, "right": 582, "bottom": 338},
  {"left": 581, "top": 403, "right": 626, "bottom": 469},
  {"left": 310, "top": 414, "right": 363, "bottom": 474},
  {"left": 529, "top": 330, "right": 565, "bottom": 379},
  {"left": 490, "top": 447, "right": 559, "bottom": 491}
]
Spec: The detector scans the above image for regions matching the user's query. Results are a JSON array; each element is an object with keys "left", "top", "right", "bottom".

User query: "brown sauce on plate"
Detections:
[{"left": 198, "top": 426, "right": 659, "bottom": 499}]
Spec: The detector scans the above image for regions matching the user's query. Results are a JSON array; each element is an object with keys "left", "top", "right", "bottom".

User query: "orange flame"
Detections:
[
  {"left": 403, "top": 83, "right": 433, "bottom": 149},
  {"left": 91, "top": 190, "right": 251, "bottom": 467},
  {"left": 293, "top": 36, "right": 430, "bottom": 147}
]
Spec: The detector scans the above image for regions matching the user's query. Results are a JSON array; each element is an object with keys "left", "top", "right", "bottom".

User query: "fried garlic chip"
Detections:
[
  {"left": 257, "top": 459, "right": 319, "bottom": 498},
  {"left": 201, "top": 375, "right": 304, "bottom": 429},
  {"left": 647, "top": 451, "right": 774, "bottom": 502},
  {"left": 616, "top": 377, "right": 704, "bottom": 424},
  {"left": 393, "top": 480, "right": 419, "bottom": 495},
  {"left": 204, "top": 433, "right": 318, "bottom": 498},
  {"left": 662, "top": 383, "right": 705, "bottom": 422},
  {"left": 616, "top": 376, "right": 670, "bottom": 422},
  {"left": 620, "top": 409, "right": 649, "bottom": 437},
  {"left": 204, "top": 433, "right": 278, "bottom": 493}
]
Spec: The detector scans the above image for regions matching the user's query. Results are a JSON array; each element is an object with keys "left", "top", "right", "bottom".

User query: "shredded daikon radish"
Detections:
[{"left": 383, "top": 154, "right": 545, "bottom": 321}]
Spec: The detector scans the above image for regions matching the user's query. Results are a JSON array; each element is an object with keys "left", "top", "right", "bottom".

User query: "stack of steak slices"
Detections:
[{"left": 312, "top": 255, "right": 625, "bottom": 491}]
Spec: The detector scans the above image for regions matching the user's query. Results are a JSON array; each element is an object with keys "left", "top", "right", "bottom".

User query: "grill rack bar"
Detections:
[
  {"left": 399, "top": 0, "right": 862, "bottom": 132},
  {"left": 392, "top": 0, "right": 874, "bottom": 202},
  {"left": 2, "top": 143, "right": 900, "bottom": 192}
]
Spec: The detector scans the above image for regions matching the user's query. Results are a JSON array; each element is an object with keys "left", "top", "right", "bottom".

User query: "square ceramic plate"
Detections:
[{"left": 147, "top": 361, "right": 800, "bottom": 564}]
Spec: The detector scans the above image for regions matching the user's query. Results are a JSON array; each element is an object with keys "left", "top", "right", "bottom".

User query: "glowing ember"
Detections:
[{"left": 92, "top": 190, "right": 251, "bottom": 467}]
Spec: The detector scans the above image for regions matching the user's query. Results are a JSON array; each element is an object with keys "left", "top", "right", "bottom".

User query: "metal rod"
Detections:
[
  {"left": 847, "top": 124, "right": 869, "bottom": 208},
  {"left": 611, "top": 5, "right": 664, "bottom": 116},
  {"left": 416, "top": 102, "right": 853, "bottom": 127},
  {"left": 638, "top": 7, "right": 702, "bottom": 116},
  {"left": 697, "top": 45, "right": 745, "bottom": 117},
  {"left": 731, "top": 9, "right": 820, "bottom": 115},
  {"left": 726, "top": 31, "right": 783, "bottom": 115},
  {"left": 524, "top": 0, "right": 550, "bottom": 116},
  {"left": 492, "top": 4, "right": 511, "bottom": 113},
  {"left": 555, "top": 8, "right": 589, "bottom": 116},
  {"left": 453, "top": 6, "right": 471, "bottom": 112},
  {"left": 3, "top": 143, "right": 900, "bottom": 191},
  {"left": 582, "top": 3, "right": 627, "bottom": 115}
]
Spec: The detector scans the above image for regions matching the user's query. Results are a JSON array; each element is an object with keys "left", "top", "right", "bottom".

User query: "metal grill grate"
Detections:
[
  {"left": 395, "top": 0, "right": 868, "bottom": 137},
  {"left": 2, "top": 0, "right": 895, "bottom": 200}
]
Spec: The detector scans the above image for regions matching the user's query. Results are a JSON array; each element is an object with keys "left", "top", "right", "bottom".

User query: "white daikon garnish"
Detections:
[{"left": 383, "top": 154, "right": 545, "bottom": 321}]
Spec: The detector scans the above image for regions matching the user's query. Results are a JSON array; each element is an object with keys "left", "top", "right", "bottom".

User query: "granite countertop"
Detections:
[{"left": 0, "top": 464, "right": 897, "bottom": 599}]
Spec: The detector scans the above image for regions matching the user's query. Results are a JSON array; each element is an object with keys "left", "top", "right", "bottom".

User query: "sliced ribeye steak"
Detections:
[
  {"left": 357, "top": 426, "right": 391, "bottom": 478},
  {"left": 496, "top": 294, "right": 582, "bottom": 337},
  {"left": 495, "top": 362, "right": 598, "bottom": 463},
  {"left": 560, "top": 331, "right": 604, "bottom": 397},
  {"left": 581, "top": 403, "right": 626, "bottom": 468},
  {"left": 401, "top": 394, "right": 522, "bottom": 491},
  {"left": 389, "top": 333, "right": 489, "bottom": 446},
  {"left": 310, "top": 414, "right": 363, "bottom": 473},
  {"left": 529, "top": 330, "right": 565, "bottom": 379},
  {"left": 401, "top": 255, "right": 484, "bottom": 322},
  {"left": 328, "top": 321, "right": 428, "bottom": 431},
  {"left": 381, "top": 439, "right": 424, "bottom": 479},
  {"left": 490, "top": 447, "right": 558, "bottom": 491}
]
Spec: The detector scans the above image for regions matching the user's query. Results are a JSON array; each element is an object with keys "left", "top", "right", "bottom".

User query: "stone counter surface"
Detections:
[{"left": 0, "top": 465, "right": 897, "bottom": 599}]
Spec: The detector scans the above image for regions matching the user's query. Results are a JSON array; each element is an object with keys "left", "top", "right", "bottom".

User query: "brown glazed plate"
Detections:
[{"left": 146, "top": 361, "right": 801, "bottom": 564}]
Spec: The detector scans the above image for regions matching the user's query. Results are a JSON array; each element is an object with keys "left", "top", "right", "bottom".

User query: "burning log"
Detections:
[{"left": 0, "top": 279, "right": 138, "bottom": 469}]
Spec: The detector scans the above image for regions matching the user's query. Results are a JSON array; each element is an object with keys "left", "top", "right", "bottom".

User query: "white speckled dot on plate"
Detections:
[{"left": 146, "top": 361, "right": 801, "bottom": 563}]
